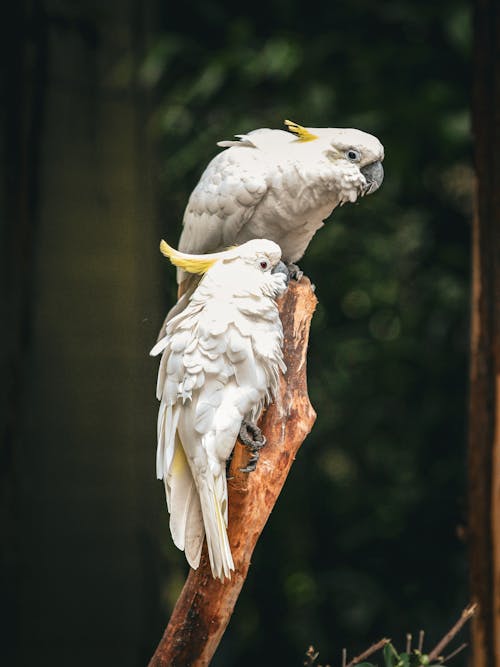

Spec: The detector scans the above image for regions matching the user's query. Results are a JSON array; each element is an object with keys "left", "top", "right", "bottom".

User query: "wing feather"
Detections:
[{"left": 177, "top": 148, "right": 268, "bottom": 284}]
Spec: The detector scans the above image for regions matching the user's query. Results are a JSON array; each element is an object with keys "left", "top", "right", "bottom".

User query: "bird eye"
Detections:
[
  {"left": 346, "top": 148, "right": 361, "bottom": 162},
  {"left": 259, "top": 260, "right": 269, "bottom": 270}
]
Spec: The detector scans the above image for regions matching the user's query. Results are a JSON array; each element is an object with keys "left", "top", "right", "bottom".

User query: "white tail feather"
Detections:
[
  {"left": 163, "top": 435, "right": 233, "bottom": 577},
  {"left": 197, "top": 475, "right": 234, "bottom": 580},
  {"left": 166, "top": 439, "right": 204, "bottom": 568},
  {"left": 184, "top": 496, "right": 205, "bottom": 569}
]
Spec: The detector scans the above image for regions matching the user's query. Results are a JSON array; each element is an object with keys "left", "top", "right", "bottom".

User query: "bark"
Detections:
[
  {"left": 468, "top": 0, "right": 500, "bottom": 665},
  {"left": 149, "top": 277, "right": 317, "bottom": 667}
]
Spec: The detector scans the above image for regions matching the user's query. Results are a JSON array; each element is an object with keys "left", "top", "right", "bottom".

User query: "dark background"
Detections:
[{"left": 1, "top": 1, "right": 472, "bottom": 665}]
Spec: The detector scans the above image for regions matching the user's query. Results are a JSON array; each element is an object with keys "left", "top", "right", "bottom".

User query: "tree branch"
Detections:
[
  {"left": 426, "top": 603, "right": 477, "bottom": 662},
  {"left": 344, "top": 638, "right": 391, "bottom": 667},
  {"left": 149, "top": 278, "right": 318, "bottom": 667},
  {"left": 304, "top": 604, "right": 477, "bottom": 667}
]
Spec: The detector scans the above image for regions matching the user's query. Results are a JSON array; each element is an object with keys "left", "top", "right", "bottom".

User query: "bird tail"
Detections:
[
  {"left": 165, "top": 436, "right": 205, "bottom": 570},
  {"left": 164, "top": 435, "right": 234, "bottom": 579},
  {"left": 197, "top": 471, "right": 234, "bottom": 580}
]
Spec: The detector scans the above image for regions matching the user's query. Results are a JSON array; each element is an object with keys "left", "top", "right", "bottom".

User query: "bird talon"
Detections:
[
  {"left": 287, "top": 263, "right": 304, "bottom": 281},
  {"left": 239, "top": 420, "right": 266, "bottom": 472},
  {"left": 239, "top": 465, "right": 256, "bottom": 473},
  {"left": 239, "top": 420, "right": 265, "bottom": 448},
  {"left": 239, "top": 452, "right": 260, "bottom": 473},
  {"left": 253, "top": 436, "right": 266, "bottom": 449}
]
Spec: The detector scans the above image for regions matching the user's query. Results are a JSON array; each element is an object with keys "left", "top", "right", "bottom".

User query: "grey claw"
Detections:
[
  {"left": 239, "top": 450, "right": 261, "bottom": 473},
  {"left": 287, "top": 263, "right": 304, "bottom": 281},
  {"left": 239, "top": 421, "right": 265, "bottom": 448},
  {"left": 239, "top": 420, "right": 266, "bottom": 473},
  {"left": 239, "top": 461, "right": 258, "bottom": 473}
]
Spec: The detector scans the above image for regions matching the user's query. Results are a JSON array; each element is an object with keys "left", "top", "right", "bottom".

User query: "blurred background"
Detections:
[{"left": 1, "top": 1, "right": 472, "bottom": 665}]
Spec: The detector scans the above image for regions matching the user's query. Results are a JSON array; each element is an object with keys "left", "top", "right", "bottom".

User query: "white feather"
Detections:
[
  {"left": 177, "top": 124, "right": 384, "bottom": 285},
  {"left": 152, "top": 239, "right": 288, "bottom": 579}
]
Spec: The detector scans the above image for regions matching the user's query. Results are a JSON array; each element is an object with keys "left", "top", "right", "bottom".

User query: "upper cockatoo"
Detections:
[
  {"left": 175, "top": 119, "right": 384, "bottom": 298},
  {"left": 151, "top": 238, "right": 289, "bottom": 579}
]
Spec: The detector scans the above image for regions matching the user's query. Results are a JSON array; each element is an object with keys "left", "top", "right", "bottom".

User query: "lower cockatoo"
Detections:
[{"left": 151, "top": 238, "right": 289, "bottom": 579}]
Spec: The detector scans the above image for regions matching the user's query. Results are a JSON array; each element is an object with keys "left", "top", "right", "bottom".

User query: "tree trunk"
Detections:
[
  {"left": 149, "top": 277, "right": 317, "bottom": 666},
  {"left": 1, "top": 2, "right": 163, "bottom": 664},
  {"left": 468, "top": 0, "right": 500, "bottom": 665}
]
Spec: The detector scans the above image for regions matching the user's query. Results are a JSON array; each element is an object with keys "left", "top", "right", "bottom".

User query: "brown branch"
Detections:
[
  {"left": 304, "top": 602, "right": 475, "bottom": 667},
  {"left": 149, "top": 278, "right": 318, "bottom": 666},
  {"left": 442, "top": 642, "right": 468, "bottom": 663},
  {"left": 344, "top": 638, "right": 391, "bottom": 667},
  {"left": 426, "top": 604, "right": 477, "bottom": 662}
]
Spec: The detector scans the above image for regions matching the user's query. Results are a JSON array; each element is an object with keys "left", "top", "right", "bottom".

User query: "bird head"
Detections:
[
  {"left": 285, "top": 120, "right": 385, "bottom": 200},
  {"left": 159, "top": 239, "right": 289, "bottom": 295}
]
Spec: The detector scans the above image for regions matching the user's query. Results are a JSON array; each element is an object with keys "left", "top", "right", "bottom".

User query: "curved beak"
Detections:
[
  {"left": 271, "top": 261, "right": 290, "bottom": 284},
  {"left": 360, "top": 160, "right": 384, "bottom": 195}
]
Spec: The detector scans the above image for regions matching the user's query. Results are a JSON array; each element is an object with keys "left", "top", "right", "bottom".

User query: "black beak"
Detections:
[
  {"left": 271, "top": 261, "right": 290, "bottom": 284},
  {"left": 360, "top": 160, "right": 384, "bottom": 195}
]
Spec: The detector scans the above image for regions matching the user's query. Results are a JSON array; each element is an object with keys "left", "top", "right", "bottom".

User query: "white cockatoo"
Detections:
[
  {"left": 151, "top": 238, "right": 289, "bottom": 579},
  {"left": 175, "top": 120, "right": 384, "bottom": 298}
]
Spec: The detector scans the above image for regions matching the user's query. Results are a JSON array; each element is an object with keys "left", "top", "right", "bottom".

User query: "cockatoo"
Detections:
[
  {"left": 151, "top": 238, "right": 289, "bottom": 579},
  {"left": 175, "top": 119, "right": 384, "bottom": 299}
]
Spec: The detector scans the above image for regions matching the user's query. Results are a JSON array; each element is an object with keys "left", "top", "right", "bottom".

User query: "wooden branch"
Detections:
[
  {"left": 426, "top": 604, "right": 477, "bottom": 663},
  {"left": 149, "top": 278, "right": 318, "bottom": 667},
  {"left": 344, "top": 638, "right": 390, "bottom": 667}
]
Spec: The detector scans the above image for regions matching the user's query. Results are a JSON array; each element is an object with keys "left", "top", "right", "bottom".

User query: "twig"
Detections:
[
  {"left": 442, "top": 642, "right": 468, "bottom": 663},
  {"left": 308, "top": 602, "right": 475, "bottom": 667},
  {"left": 427, "top": 604, "right": 477, "bottom": 662},
  {"left": 345, "top": 638, "right": 391, "bottom": 667}
]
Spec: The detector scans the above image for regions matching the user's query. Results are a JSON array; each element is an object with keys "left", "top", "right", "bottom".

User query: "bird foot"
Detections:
[
  {"left": 287, "top": 263, "right": 304, "bottom": 281},
  {"left": 239, "top": 420, "right": 266, "bottom": 473}
]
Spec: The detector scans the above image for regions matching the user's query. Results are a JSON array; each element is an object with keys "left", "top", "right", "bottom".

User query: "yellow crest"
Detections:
[
  {"left": 284, "top": 119, "right": 318, "bottom": 142},
  {"left": 159, "top": 240, "right": 218, "bottom": 275}
]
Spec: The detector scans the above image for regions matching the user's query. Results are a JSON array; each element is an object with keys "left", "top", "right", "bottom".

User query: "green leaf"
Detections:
[
  {"left": 384, "top": 643, "right": 399, "bottom": 667},
  {"left": 398, "top": 652, "right": 410, "bottom": 667}
]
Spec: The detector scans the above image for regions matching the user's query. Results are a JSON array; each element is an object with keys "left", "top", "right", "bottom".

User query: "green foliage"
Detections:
[
  {"left": 381, "top": 645, "right": 442, "bottom": 667},
  {"left": 146, "top": 1, "right": 471, "bottom": 665}
]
